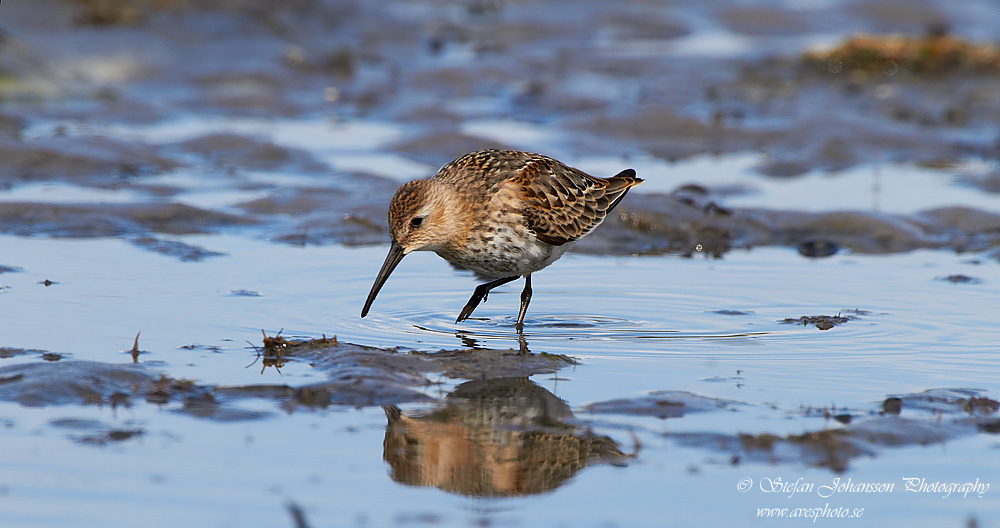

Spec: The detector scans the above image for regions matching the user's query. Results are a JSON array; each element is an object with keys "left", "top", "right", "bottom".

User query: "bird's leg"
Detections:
[
  {"left": 456, "top": 276, "right": 518, "bottom": 323},
  {"left": 515, "top": 274, "right": 532, "bottom": 332}
]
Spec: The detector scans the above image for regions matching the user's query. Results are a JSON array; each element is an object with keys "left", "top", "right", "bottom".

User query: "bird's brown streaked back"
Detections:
[{"left": 433, "top": 149, "right": 552, "bottom": 191}]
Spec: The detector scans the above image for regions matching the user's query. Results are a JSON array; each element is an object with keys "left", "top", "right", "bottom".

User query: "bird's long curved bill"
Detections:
[{"left": 361, "top": 241, "right": 406, "bottom": 318}]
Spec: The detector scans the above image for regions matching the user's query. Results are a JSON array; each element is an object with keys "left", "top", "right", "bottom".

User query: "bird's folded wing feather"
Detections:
[{"left": 510, "top": 159, "right": 639, "bottom": 246}]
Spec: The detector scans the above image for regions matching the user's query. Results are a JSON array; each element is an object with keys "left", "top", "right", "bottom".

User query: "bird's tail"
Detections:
[{"left": 604, "top": 168, "right": 643, "bottom": 213}]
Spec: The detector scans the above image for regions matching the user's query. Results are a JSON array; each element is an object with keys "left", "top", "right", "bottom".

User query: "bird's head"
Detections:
[
  {"left": 361, "top": 179, "right": 467, "bottom": 318},
  {"left": 387, "top": 179, "right": 464, "bottom": 254}
]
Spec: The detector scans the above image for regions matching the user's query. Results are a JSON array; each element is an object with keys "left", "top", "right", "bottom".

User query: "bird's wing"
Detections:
[{"left": 510, "top": 158, "right": 641, "bottom": 246}]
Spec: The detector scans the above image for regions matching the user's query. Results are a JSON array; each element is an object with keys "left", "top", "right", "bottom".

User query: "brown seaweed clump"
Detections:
[
  {"left": 780, "top": 311, "right": 864, "bottom": 330},
  {"left": 804, "top": 31, "right": 1000, "bottom": 78}
]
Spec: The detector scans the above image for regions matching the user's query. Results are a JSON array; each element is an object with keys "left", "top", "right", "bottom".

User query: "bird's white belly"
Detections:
[{"left": 437, "top": 224, "right": 571, "bottom": 278}]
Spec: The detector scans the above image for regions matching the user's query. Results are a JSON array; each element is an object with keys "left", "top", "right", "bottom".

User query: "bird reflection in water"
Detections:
[{"left": 383, "top": 377, "right": 631, "bottom": 497}]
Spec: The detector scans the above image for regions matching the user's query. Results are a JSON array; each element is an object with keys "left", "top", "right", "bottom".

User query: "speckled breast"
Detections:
[{"left": 437, "top": 223, "right": 570, "bottom": 278}]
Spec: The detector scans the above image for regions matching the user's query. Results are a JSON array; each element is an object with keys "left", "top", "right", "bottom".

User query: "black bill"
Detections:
[{"left": 361, "top": 241, "right": 406, "bottom": 318}]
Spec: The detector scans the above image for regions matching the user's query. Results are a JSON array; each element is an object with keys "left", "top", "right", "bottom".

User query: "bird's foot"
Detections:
[{"left": 455, "top": 294, "right": 484, "bottom": 323}]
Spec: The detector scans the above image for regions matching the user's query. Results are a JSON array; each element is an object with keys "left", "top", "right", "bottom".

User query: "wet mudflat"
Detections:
[{"left": 2, "top": 0, "right": 1000, "bottom": 526}]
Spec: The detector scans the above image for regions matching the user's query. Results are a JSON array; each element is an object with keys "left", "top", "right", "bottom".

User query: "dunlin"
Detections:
[{"left": 361, "top": 149, "right": 642, "bottom": 330}]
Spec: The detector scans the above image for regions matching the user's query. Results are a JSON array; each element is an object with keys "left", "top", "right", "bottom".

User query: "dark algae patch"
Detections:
[
  {"left": 781, "top": 311, "right": 864, "bottom": 330},
  {"left": 781, "top": 315, "right": 850, "bottom": 331},
  {"left": 937, "top": 274, "right": 982, "bottom": 284}
]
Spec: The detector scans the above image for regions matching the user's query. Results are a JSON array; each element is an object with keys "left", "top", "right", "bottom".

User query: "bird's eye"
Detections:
[{"left": 410, "top": 217, "right": 424, "bottom": 227}]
